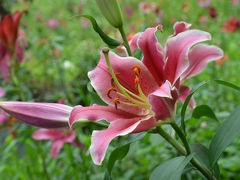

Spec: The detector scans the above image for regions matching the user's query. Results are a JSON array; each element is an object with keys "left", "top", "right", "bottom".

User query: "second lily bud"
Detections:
[{"left": 95, "top": 0, "right": 123, "bottom": 28}]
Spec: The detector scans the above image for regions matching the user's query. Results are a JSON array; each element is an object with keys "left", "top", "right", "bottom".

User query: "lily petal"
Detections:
[
  {"left": 138, "top": 25, "right": 165, "bottom": 85},
  {"left": 148, "top": 82, "right": 175, "bottom": 120},
  {"left": 129, "top": 32, "right": 141, "bottom": 52},
  {"left": 51, "top": 140, "right": 64, "bottom": 158},
  {"left": 164, "top": 29, "right": 211, "bottom": 84},
  {"left": 170, "top": 21, "right": 191, "bottom": 37},
  {"left": 88, "top": 51, "right": 158, "bottom": 115},
  {"left": 178, "top": 85, "right": 195, "bottom": 109},
  {"left": 69, "top": 104, "right": 138, "bottom": 127},
  {"left": 181, "top": 44, "right": 223, "bottom": 81},
  {"left": 0, "top": 101, "right": 72, "bottom": 128},
  {"left": 32, "top": 128, "right": 63, "bottom": 140},
  {"left": 90, "top": 118, "right": 141, "bottom": 165}
]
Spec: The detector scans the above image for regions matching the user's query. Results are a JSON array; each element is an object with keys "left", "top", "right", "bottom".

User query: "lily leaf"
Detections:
[
  {"left": 150, "top": 154, "right": 193, "bottom": 180},
  {"left": 104, "top": 132, "right": 147, "bottom": 180},
  {"left": 192, "top": 105, "right": 219, "bottom": 123},
  {"left": 181, "top": 80, "right": 240, "bottom": 133},
  {"left": 209, "top": 106, "right": 240, "bottom": 168},
  {"left": 73, "top": 14, "right": 122, "bottom": 48}
]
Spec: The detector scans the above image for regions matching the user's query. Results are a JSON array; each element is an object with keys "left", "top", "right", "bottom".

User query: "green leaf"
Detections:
[
  {"left": 191, "top": 143, "right": 210, "bottom": 170},
  {"left": 181, "top": 80, "right": 240, "bottom": 133},
  {"left": 73, "top": 14, "right": 122, "bottom": 48},
  {"left": 150, "top": 154, "right": 193, "bottom": 180},
  {"left": 209, "top": 106, "right": 240, "bottom": 168},
  {"left": 181, "top": 81, "right": 207, "bottom": 133},
  {"left": 192, "top": 105, "right": 219, "bottom": 123},
  {"left": 104, "top": 132, "right": 147, "bottom": 180}
]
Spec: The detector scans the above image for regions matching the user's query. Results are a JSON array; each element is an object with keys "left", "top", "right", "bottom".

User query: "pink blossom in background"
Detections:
[
  {"left": 232, "top": 0, "right": 239, "bottom": 5},
  {"left": 48, "top": 19, "right": 60, "bottom": 28},
  {"left": 198, "top": 0, "right": 211, "bottom": 7},
  {"left": 0, "top": 110, "right": 8, "bottom": 124},
  {"left": 32, "top": 128, "right": 83, "bottom": 158},
  {"left": 70, "top": 22, "right": 223, "bottom": 165},
  {"left": 124, "top": 6, "right": 133, "bottom": 16},
  {"left": 139, "top": 2, "right": 156, "bottom": 14},
  {"left": 0, "top": 88, "right": 8, "bottom": 124},
  {"left": 81, "top": 18, "right": 90, "bottom": 28},
  {"left": 199, "top": 16, "right": 208, "bottom": 25}
]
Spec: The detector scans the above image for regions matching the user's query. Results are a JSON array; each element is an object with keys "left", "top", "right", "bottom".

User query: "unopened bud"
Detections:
[{"left": 96, "top": 0, "right": 123, "bottom": 28}]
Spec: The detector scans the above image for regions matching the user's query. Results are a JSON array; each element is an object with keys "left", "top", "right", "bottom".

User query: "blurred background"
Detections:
[{"left": 0, "top": 0, "right": 240, "bottom": 179}]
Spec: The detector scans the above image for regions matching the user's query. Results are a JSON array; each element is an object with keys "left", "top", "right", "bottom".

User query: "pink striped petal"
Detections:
[
  {"left": 129, "top": 32, "right": 141, "bottom": 52},
  {"left": 164, "top": 30, "right": 211, "bottom": 84},
  {"left": 0, "top": 101, "right": 72, "bottom": 128},
  {"left": 69, "top": 104, "right": 139, "bottom": 127},
  {"left": 148, "top": 82, "right": 175, "bottom": 120},
  {"left": 177, "top": 85, "right": 195, "bottom": 109},
  {"left": 90, "top": 118, "right": 142, "bottom": 165},
  {"left": 51, "top": 140, "right": 64, "bottom": 158},
  {"left": 170, "top": 21, "right": 191, "bottom": 37},
  {"left": 138, "top": 25, "right": 165, "bottom": 85},
  {"left": 181, "top": 44, "right": 223, "bottom": 81},
  {"left": 88, "top": 51, "right": 158, "bottom": 115},
  {"left": 0, "top": 87, "right": 5, "bottom": 97},
  {"left": 32, "top": 128, "right": 63, "bottom": 140}
]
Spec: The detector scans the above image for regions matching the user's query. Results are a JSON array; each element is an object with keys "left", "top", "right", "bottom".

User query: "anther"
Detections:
[
  {"left": 134, "top": 77, "right": 140, "bottom": 89},
  {"left": 107, "top": 87, "right": 117, "bottom": 99},
  {"left": 132, "top": 65, "right": 141, "bottom": 77},
  {"left": 114, "top": 97, "right": 120, "bottom": 109}
]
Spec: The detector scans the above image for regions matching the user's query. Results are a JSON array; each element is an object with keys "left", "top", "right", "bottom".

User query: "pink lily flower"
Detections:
[
  {"left": 0, "top": 102, "right": 72, "bottom": 128},
  {"left": 32, "top": 128, "right": 82, "bottom": 158},
  {"left": 69, "top": 22, "right": 223, "bottom": 165}
]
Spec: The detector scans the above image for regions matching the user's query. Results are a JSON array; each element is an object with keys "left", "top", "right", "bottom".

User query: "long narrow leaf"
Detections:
[
  {"left": 209, "top": 106, "right": 240, "bottom": 168},
  {"left": 181, "top": 80, "right": 240, "bottom": 133},
  {"left": 73, "top": 15, "right": 122, "bottom": 48},
  {"left": 150, "top": 154, "right": 193, "bottom": 180}
]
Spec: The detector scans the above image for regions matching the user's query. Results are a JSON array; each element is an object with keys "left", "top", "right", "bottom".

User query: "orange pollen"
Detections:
[
  {"left": 107, "top": 87, "right": 117, "bottom": 99},
  {"left": 132, "top": 65, "right": 141, "bottom": 77},
  {"left": 113, "top": 97, "right": 120, "bottom": 109},
  {"left": 134, "top": 77, "right": 140, "bottom": 88}
]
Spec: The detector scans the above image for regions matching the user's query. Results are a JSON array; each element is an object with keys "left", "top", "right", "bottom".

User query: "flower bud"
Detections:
[
  {"left": 95, "top": 0, "right": 123, "bottom": 28},
  {"left": 0, "top": 101, "right": 72, "bottom": 128}
]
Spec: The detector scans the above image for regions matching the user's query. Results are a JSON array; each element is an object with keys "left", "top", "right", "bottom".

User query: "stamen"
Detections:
[
  {"left": 114, "top": 97, "right": 120, "bottom": 109},
  {"left": 132, "top": 65, "right": 141, "bottom": 77},
  {"left": 111, "top": 73, "right": 120, "bottom": 87},
  {"left": 107, "top": 87, "right": 117, "bottom": 99},
  {"left": 134, "top": 77, "right": 140, "bottom": 89}
]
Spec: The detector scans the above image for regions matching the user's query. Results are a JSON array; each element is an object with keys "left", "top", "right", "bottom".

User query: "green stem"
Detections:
[
  {"left": 156, "top": 126, "right": 215, "bottom": 180},
  {"left": 170, "top": 122, "right": 191, "bottom": 155},
  {"left": 118, "top": 25, "right": 132, "bottom": 56},
  {"left": 156, "top": 126, "right": 186, "bottom": 155}
]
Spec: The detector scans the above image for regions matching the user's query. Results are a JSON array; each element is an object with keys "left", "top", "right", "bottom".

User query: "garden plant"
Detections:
[{"left": 0, "top": 0, "right": 240, "bottom": 179}]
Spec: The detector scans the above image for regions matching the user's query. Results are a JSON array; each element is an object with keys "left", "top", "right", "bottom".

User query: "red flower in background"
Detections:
[
  {"left": 208, "top": 7, "right": 217, "bottom": 19},
  {"left": 222, "top": 17, "right": 240, "bottom": 32},
  {"left": 0, "top": 11, "right": 24, "bottom": 52},
  {"left": 0, "top": 11, "right": 25, "bottom": 81}
]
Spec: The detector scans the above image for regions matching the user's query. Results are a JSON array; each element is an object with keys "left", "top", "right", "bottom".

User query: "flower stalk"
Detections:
[
  {"left": 156, "top": 126, "right": 215, "bottom": 180},
  {"left": 118, "top": 25, "right": 132, "bottom": 56}
]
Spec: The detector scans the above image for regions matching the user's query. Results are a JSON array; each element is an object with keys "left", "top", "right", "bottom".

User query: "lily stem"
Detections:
[
  {"left": 156, "top": 126, "right": 215, "bottom": 180},
  {"left": 118, "top": 25, "right": 132, "bottom": 56},
  {"left": 170, "top": 122, "right": 191, "bottom": 155}
]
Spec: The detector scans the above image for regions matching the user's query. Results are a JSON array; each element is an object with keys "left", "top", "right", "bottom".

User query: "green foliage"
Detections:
[
  {"left": 209, "top": 106, "right": 240, "bottom": 168},
  {"left": 150, "top": 155, "right": 193, "bottom": 180}
]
